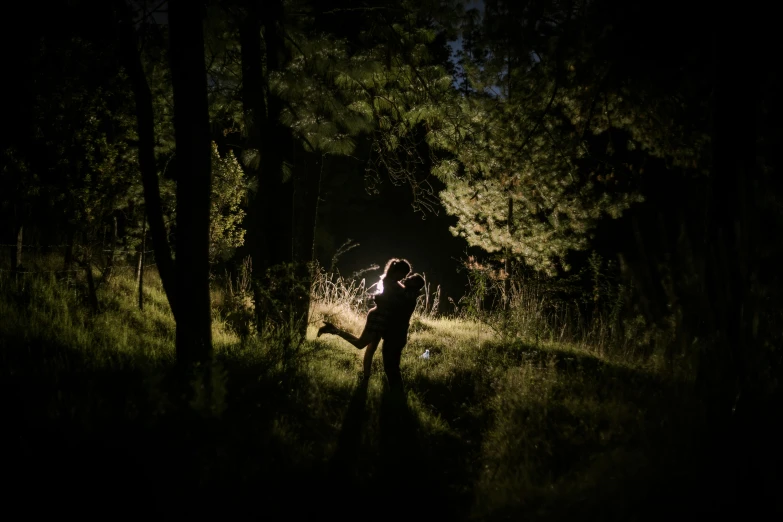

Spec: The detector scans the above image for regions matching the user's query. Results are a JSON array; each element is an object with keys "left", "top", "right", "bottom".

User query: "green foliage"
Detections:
[
  {"left": 203, "top": 1, "right": 379, "bottom": 159},
  {"left": 0, "top": 27, "right": 178, "bottom": 268},
  {"left": 25, "top": 37, "right": 143, "bottom": 237},
  {"left": 209, "top": 142, "right": 250, "bottom": 263},
  {"left": 276, "top": 33, "right": 375, "bottom": 155},
  {"left": 427, "top": 64, "right": 645, "bottom": 274},
  {"left": 218, "top": 255, "right": 256, "bottom": 341},
  {"left": 395, "top": 1, "right": 713, "bottom": 276},
  {"left": 203, "top": 3, "right": 244, "bottom": 129},
  {"left": 254, "top": 261, "right": 312, "bottom": 356}
]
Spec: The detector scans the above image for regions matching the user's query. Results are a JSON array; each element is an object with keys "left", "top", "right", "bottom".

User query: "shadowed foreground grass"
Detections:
[{"left": 0, "top": 266, "right": 770, "bottom": 520}]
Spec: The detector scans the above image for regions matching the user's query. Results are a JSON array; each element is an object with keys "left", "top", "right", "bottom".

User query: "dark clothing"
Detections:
[
  {"left": 364, "top": 281, "right": 406, "bottom": 335},
  {"left": 382, "top": 342, "right": 405, "bottom": 390},
  {"left": 383, "top": 287, "right": 418, "bottom": 335},
  {"left": 379, "top": 291, "right": 418, "bottom": 390},
  {"left": 363, "top": 307, "right": 388, "bottom": 335}
]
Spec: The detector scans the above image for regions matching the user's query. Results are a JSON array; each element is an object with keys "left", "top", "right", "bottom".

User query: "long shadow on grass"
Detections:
[
  {"left": 325, "top": 381, "right": 444, "bottom": 521},
  {"left": 327, "top": 377, "right": 369, "bottom": 485},
  {"left": 375, "top": 385, "right": 440, "bottom": 520}
]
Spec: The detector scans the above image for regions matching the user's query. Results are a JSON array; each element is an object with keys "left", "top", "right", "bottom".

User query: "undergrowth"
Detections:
[{"left": 0, "top": 256, "right": 751, "bottom": 520}]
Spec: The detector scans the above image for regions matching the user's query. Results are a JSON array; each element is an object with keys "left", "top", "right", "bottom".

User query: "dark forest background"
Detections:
[{"left": 1, "top": 0, "right": 780, "bottom": 519}]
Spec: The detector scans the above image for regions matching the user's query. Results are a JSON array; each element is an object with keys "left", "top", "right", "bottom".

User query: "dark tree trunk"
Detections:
[
  {"left": 238, "top": 10, "right": 265, "bottom": 157},
  {"left": 262, "top": 3, "right": 301, "bottom": 338},
  {"left": 290, "top": 150, "right": 325, "bottom": 333},
  {"left": 238, "top": 0, "right": 296, "bottom": 334},
  {"left": 260, "top": 1, "right": 294, "bottom": 271},
  {"left": 237, "top": 8, "right": 270, "bottom": 332},
  {"left": 115, "top": 0, "right": 178, "bottom": 319},
  {"left": 169, "top": 0, "right": 213, "bottom": 367}
]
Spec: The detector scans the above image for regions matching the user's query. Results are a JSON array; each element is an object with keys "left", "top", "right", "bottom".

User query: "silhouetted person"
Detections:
[
  {"left": 318, "top": 258, "right": 410, "bottom": 374},
  {"left": 318, "top": 259, "right": 424, "bottom": 389},
  {"left": 362, "top": 272, "right": 424, "bottom": 386}
]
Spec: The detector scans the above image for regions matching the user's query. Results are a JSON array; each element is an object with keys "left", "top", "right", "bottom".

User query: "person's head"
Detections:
[
  {"left": 381, "top": 258, "right": 412, "bottom": 282},
  {"left": 404, "top": 273, "right": 425, "bottom": 293}
]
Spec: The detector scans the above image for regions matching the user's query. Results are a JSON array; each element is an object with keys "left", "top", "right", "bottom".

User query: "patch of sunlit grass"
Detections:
[{"left": 0, "top": 260, "right": 251, "bottom": 368}]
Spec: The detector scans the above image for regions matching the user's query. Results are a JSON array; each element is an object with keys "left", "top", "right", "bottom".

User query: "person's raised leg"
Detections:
[
  {"left": 338, "top": 327, "right": 378, "bottom": 350},
  {"left": 319, "top": 322, "right": 377, "bottom": 350}
]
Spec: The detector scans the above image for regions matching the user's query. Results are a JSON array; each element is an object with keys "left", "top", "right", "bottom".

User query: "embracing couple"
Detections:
[{"left": 318, "top": 258, "right": 424, "bottom": 390}]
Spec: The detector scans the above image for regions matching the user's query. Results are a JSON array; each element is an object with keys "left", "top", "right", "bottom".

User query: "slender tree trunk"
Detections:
[
  {"left": 261, "top": 2, "right": 295, "bottom": 335},
  {"left": 261, "top": 1, "right": 294, "bottom": 272},
  {"left": 238, "top": 11, "right": 265, "bottom": 158},
  {"left": 238, "top": 10, "right": 270, "bottom": 332},
  {"left": 290, "top": 150, "right": 324, "bottom": 335},
  {"left": 115, "top": 0, "right": 178, "bottom": 319},
  {"left": 261, "top": 3, "right": 293, "bottom": 269},
  {"left": 169, "top": 0, "right": 213, "bottom": 368},
  {"left": 138, "top": 218, "right": 146, "bottom": 311}
]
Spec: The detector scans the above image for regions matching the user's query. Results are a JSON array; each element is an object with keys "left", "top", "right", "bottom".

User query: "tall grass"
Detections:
[
  {"left": 449, "top": 255, "right": 686, "bottom": 377},
  {"left": 0, "top": 253, "right": 734, "bottom": 520}
]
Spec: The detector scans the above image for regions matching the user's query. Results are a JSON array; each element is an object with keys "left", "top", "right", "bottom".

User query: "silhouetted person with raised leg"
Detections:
[
  {"left": 318, "top": 258, "right": 411, "bottom": 379},
  {"left": 319, "top": 265, "right": 424, "bottom": 391}
]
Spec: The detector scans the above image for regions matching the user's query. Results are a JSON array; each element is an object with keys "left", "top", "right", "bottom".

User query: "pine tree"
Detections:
[{"left": 423, "top": 0, "right": 709, "bottom": 275}]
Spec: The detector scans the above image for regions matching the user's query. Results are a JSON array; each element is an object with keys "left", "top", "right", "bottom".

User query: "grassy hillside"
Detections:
[{"left": 0, "top": 260, "right": 743, "bottom": 520}]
